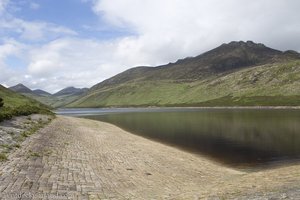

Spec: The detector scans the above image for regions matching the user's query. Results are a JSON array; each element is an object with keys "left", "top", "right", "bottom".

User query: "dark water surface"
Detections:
[{"left": 56, "top": 108, "right": 300, "bottom": 169}]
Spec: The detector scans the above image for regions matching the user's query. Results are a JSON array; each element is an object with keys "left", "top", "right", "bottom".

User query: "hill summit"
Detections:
[
  {"left": 91, "top": 41, "right": 299, "bottom": 90},
  {"left": 69, "top": 41, "right": 300, "bottom": 107},
  {"left": 9, "top": 84, "right": 32, "bottom": 94},
  {"left": 53, "top": 87, "right": 88, "bottom": 97},
  {"left": 9, "top": 84, "right": 51, "bottom": 96}
]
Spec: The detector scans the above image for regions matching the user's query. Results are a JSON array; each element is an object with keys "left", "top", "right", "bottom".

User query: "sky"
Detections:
[{"left": 0, "top": 0, "right": 300, "bottom": 93}]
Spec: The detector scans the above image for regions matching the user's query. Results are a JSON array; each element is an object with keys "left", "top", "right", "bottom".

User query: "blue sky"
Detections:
[
  {"left": 1, "top": 0, "right": 300, "bottom": 92},
  {"left": 12, "top": 0, "right": 132, "bottom": 40},
  {"left": 2, "top": 0, "right": 133, "bottom": 42}
]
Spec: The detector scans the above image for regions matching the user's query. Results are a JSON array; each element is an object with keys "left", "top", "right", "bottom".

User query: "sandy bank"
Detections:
[{"left": 0, "top": 116, "right": 299, "bottom": 199}]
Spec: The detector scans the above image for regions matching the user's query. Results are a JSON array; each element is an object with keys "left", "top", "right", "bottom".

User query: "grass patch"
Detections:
[
  {"left": 30, "top": 152, "right": 40, "bottom": 157},
  {"left": 1, "top": 116, "right": 54, "bottom": 159},
  {"left": 18, "top": 117, "right": 53, "bottom": 142},
  {"left": 1, "top": 144, "right": 14, "bottom": 151},
  {"left": 0, "top": 153, "right": 8, "bottom": 161},
  {"left": 43, "top": 149, "right": 52, "bottom": 156},
  {"left": 21, "top": 131, "right": 29, "bottom": 138},
  {"left": 1, "top": 143, "right": 21, "bottom": 154},
  {"left": 28, "top": 151, "right": 40, "bottom": 158}
]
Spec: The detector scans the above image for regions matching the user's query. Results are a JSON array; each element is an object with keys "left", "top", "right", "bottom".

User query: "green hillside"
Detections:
[
  {"left": 9, "top": 84, "right": 87, "bottom": 108},
  {"left": 0, "top": 85, "right": 52, "bottom": 121},
  {"left": 68, "top": 60, "right": 300, "bottom": 107},
  {"left": 23, "top": 93, "right": 83, "bottom": 108},
  {"left": 69, "top": 41, "right": 300, "bottom": 107},
  {"left": 46, "top": 87, "right": 88, "bottom": 108}
]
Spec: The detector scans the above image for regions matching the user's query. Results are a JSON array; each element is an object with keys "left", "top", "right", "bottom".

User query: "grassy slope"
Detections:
[
  {"left": 0, "top": 85, "right": 52, "bottom": 121},
  {"left": 25, "top": 94, "right": 81, "bottom": 108},
  {"left": 69, "top": 60, "right": 300, "bottom": 107}
]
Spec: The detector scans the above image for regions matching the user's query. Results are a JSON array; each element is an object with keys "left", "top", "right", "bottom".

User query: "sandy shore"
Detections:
[{"left": 0, "top": 116, "right": 299, "bottom": 199}]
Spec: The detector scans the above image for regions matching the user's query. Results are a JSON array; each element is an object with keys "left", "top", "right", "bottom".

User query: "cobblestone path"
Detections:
[{"left": 0, "top": 116, "right": 299, "bottom": 199}]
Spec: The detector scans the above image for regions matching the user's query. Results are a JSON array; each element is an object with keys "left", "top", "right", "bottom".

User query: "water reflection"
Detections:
[{"left": 59, "top": 108, "right": 300, "bottom": 169}]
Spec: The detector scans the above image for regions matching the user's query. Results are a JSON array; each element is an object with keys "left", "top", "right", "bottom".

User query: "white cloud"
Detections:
[
  {"left": 29, "top": 2, "right": 40, "bottom": 10},
  {"left": 0, "top": 0, "right": 76, "bottom": 42},
  {"left": 2, "top": 0, "right": 300, "bottom": 93},
  {"left": 0, "top": 17, "right": 77, "bottom": 41},
  {"left": 0, "top": 38, "right": 26, "bottom": 85},
  {"left": 26, "top": 37, "right": 127, "bottom": 92},
  {"left": 0, "top": 0, "right": 9, "bottom": 14},
  {"left": 25, "top": 34, "right": 188, "bottom": 93},
  {"left": 0, "top": 40, "right": 21, "bottom": 60},
  {"left": 20, "top": 20, "right": 77, "bottom": 41},
  {"left": 93, "top": 0, "right": 300, "bottom": 55}
]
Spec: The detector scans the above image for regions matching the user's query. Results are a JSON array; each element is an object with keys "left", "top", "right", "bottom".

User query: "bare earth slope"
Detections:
[{"left": 0, "top": 116, "right": 299, "bottom": 199}]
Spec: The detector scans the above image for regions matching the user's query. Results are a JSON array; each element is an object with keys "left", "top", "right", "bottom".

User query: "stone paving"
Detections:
[{"left": 0, "top": 116, "right": 299, "bottom": 200}]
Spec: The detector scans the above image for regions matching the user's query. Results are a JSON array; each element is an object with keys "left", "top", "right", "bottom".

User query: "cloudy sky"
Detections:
[{"left": 0, "top": 0, "right": 300, "bottom": 93}]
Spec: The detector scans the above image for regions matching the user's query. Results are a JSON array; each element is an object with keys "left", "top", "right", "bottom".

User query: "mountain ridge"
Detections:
[
  {"left": 9, "top": 83, "right": 33, "bottom": 94},
  {"left": 9, "top": 84, "right": 51, "bottom": 97},
  {"left": 33, "top": 89, "right": 51, "bottom": 96},
  {"left": 53, "top": 87, "right": 88, "bottom": 97},
  {"left": 70, "top": 41, "right": 300, "bottom": 107},
  {"left": 91, "top": 41, "right": 299, "bottom": 91},
  {"left": 9, "top": 84, "right": 87, "bottom": 108}
]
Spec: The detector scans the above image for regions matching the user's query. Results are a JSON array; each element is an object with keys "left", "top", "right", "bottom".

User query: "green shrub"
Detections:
[
  {"left": 0, "top": 97, "right": 3, "bottom": 108},
  {"left": 0, "top": 104, "right": 53, "bottom": 122}
]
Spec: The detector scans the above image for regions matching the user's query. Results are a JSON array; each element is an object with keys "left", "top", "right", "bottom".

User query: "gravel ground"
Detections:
[
  {"left": 0, "top": 116, "right": 299, "bottom": 199},
  {"left": 0, "top": 114, "right": 53, "bottom": 161}
]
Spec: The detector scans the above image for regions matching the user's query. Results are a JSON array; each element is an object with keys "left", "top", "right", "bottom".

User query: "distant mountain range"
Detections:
[
  {"left": 9, "top": 84, "right": 87, "bottom": 108},
  {"left": 0, "top": 84, "right": 51, "bottom": 121},
  {"left": 7, "top": 41, "right": 300, "bottom": 108},
  {"left": 9, "top": 83, "right": 33, "bottom": 94},
  {"left": 9, "top": 84, "right": 51, "bottom": 96},
  {"left": 33, "top": 89, "right": 51, "bottom": 97},
  {"left": 69, "top": 41, "right": 300, "bottom": 107},
  {"left": 52, "top": 87, "right": 88, "bottom": 97}
]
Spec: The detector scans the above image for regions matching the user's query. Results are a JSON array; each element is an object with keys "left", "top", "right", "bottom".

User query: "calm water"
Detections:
[{"left": 56, "top": 108, "right": 300, "bottom": 169}]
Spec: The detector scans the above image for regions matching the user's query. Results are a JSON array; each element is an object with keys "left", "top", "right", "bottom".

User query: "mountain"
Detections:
[
  {"left": 47, "top": 87, "right": 88, "bottom": 108},
  {"left": 32, "top": 89, "right": 51, "bottom": 96},
  {"left": 69, "top": 41, "right": 300, "bottom": 107},
  {"left": 9, "top": 84, "right": 51, "bottom": 96},
  {"left": 53, "top": 87, "right": 88, "bottom": 97},
  {"left": 9, "top": 83, "right": 33, "bottom": 94},
  {"left": 9, "top": 84, "right": 87, "bottom": 108},
  {"left": 8, "top": 84, "right": 56, "bottom": 108},
  {"left": 0, "top": 84, "right": 51, "bottom": 121},
  {"left": 91, "top": 41, "right": 299, "bottom": 90}
]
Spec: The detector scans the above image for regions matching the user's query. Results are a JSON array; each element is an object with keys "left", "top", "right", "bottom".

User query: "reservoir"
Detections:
[{"left": 56, "top": 108, "right": 300, "bottom": 170}]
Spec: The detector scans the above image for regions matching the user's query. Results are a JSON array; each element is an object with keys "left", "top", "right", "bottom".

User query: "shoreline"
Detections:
[
  {"left": 0, "top": 116, "right": 299, "bottom": 199},
  {"left": 55, "top": 106, "right": 300, "bottom": 116},
  {"left": 57, "top": 105, "right": 300, "bottom": 110}
]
